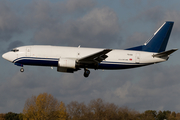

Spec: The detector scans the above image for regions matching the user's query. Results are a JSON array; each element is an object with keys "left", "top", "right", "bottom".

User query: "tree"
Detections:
[
  {"left": 167, "top": 111, "right": 177, "bottom": 120},
  {"left": 66, "top": 98, "right": 120, "bottom": 120},
  {"left": 176, "top": 112, "right": 180, "bottom": 119},
  {"left": 66, "top": 98, "right": 140, "bottom": 120},
  {"left": 157, "top": 111, "right": 167, "bottom": 120},
  {"left": 67, "top": 101, "right": 90, "bottom": 120},
  {"left": 59, "top": 101, "right": 68, "bottom": 119},
  {"left": 117, "top": 107, "right": 139, "bottom": 120},
  {"left": 4, "top": 112, "right": 22, "bottom": 120},
  {"left": 88, "top": 98, "right": 106, "bottom": 120},
  {"left": 0, "top": 113, "right": 5, "bottom": 120},
  {"left": 140, "top": 110, "right": 157, "bottom": 120},
  {"left": 23, "top": 93, "right": 67, "bottom": 120},
  {"left": 103, "top": 103, "right": 119, "bottom": 120}
]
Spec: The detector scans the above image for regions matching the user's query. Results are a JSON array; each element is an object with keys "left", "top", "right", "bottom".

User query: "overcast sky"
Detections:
[{"left": 0, "top": 0, "right": 180, "bottom": 113}]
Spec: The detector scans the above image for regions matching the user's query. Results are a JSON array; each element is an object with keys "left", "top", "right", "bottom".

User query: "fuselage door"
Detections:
[
  {"left": 135, "top": 53, "right": 140, "bottom": 63},
  {"left": 26, "top": 47, "right": 31, "bottom": 57}
]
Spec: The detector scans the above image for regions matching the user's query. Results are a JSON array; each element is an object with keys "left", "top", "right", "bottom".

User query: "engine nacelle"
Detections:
[
  {"left": 57, "top": 58, "right": 76, "bottom": 73},
  {"left": 58, "top": 58, "right": 76, "bottom": 68}
]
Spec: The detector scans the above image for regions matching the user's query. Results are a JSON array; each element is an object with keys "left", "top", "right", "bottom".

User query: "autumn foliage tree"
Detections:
[
  {"left": 1, "top": 95, "right": 180, "bottom": 120},
  {"left": 67, "top": 98, "right": 139, "bottom": 120},
  {"left": 23, "top": 93, "right": 67, "bottom": 120},
  {"left": 0, "top": 113, "right": 5, "bottom": 120}
]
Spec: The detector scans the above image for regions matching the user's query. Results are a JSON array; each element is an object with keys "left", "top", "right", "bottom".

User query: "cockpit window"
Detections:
[{"left": 11, "top": 48, "right": 19, "bottom": 52}]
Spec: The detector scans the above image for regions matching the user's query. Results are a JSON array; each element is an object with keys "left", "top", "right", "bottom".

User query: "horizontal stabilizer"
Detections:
[{"left": 152, "top": 49, "right": 178, "bottom": 58}]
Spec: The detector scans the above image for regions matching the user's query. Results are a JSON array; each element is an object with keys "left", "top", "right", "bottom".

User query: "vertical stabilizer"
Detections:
[
  {"left": 126, "top": 21, "right": 174, "bottom": 53},
  {"left": 143, "top": 21, "right": 174, "bottom": 52}
]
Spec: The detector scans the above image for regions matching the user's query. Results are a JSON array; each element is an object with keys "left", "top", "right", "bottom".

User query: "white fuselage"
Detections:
[
  {"left": 2, "top": 45, "right": 167, "bottom": 70},
  {"left": 2, "top": 21, "right": 175, "bottom": 77}
]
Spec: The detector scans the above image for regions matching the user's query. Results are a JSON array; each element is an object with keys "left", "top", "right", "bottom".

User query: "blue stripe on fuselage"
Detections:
[
  {"left": 14, "top": 57, "right": 150, "bottom": 69},
  {"left": 13, "top": 57, "right": 58, "bottom": 63},
  {"left": 14, "top": 57, "right": 58, "bottom": 66}
]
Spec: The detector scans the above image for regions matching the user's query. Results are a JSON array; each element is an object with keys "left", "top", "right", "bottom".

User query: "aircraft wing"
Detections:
[
  {"left": 78, "top": 49, "right": 112, "bottom": 64},
  {"left": 153, "top": 48, "right": 178, "bottom": 58}
]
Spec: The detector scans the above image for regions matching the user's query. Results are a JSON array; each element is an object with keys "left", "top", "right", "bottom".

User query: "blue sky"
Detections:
[{"left": 0, "top": 0, "right": 180, "bottom": 113}]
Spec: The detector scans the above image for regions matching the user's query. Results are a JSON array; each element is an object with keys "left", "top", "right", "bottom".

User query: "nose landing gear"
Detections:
[
  {"left": 20, "top": 67, "right": 24, "bottom": 72},
  {"left": 84, "top": 68, "right": 90, "bottom": 77}
]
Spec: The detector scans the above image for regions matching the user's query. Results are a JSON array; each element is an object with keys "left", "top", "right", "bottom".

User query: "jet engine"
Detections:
[{"left": 57, "top": 58, "right": 76, "bottom": 73}]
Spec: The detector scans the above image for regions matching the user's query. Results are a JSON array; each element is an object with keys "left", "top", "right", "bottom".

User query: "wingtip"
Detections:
[
  {"left": 105, "top": 49, "right": 112, "bottom": 51},
  {"left": 172, "top": 48, "right": 178, "bottom": 51}
]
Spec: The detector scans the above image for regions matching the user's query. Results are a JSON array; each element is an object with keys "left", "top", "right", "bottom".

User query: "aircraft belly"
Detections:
[{"left": 98, "top": 62, "right": 151, "bottom": 69}]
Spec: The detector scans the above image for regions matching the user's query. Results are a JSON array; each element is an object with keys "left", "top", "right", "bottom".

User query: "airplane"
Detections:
[{"left": 2, "top": 21, "right": 178, "bottom": 77}]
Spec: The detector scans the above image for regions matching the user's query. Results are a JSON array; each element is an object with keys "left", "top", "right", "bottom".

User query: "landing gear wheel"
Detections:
[
  {"left": 20, "top": 68, "right": 24, "bottom": 72},
  {"left": 84, "top": 69, "right": 90, "bottom": 77}
]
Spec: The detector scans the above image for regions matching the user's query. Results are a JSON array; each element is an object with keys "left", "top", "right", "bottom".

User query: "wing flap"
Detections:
[
  {"left": 153, "top": 49, "right": 178, "bottom": 58},
  {"left": 78, "top": 49, "right": 112, "bottom": 63}
]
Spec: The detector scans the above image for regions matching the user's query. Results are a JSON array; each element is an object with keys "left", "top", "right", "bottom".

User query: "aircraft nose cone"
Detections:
[
  {"left": 2, "top": 52, "right": 14, "bottom": 62},
  {"left": 2, "top": 53, "right": 7, "bottom": 60}
]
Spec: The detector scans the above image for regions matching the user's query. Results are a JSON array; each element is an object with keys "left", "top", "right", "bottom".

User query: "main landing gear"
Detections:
[
  {"left": 84, "top": 68, "right": 90, "bottom": 78},
  {"left": 20, "top": 67, "right": 24, "bottom": 72}
]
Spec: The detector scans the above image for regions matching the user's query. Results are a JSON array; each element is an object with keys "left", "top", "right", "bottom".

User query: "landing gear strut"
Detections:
[
  {"left": 20, "top": 67, "right": 24, "bottom": 72},
  {"left": 84, "top": 68, "right": 90, "bottom": 77}
]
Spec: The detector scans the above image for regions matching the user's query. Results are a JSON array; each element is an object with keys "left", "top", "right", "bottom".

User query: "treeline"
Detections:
[
  {"left": 0, "top": 93, "right": 180, "bottom": 120},
  {"left": 1, "top": 110, "right": 180, "bottom": 120},
  {"left": 0, "top": 112, "right": 23, "bottom": 120},
  {"left": 0, "top": 108, "right": 179, "bottom": 120}
]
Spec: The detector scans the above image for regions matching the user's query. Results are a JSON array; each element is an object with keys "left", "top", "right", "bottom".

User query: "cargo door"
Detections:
[{"left": 135, "top": 53, "right": 140, "bottom": 63}]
